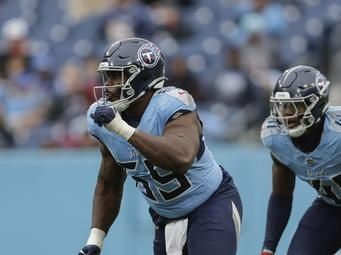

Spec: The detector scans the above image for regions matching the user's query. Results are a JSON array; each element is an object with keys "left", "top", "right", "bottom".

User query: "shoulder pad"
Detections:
[
  {"left": 156, "top": 86, "right": 195, "bottom": 107},
  {"left": 326, "top": 106, "right": 341, "bottom": 132},
  {"left": 261, "top": 117, "right": 281, "bottom": 139}
]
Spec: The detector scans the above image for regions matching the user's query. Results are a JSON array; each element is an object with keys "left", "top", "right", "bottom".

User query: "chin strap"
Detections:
[{"left": 288, "top": 124, "right": 307, "bottom": 137}]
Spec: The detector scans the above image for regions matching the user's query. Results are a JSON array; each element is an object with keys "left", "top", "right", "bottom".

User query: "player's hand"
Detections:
[
  {"left": 260, "top": 249, "right": 274, "bottom": 255},
  {"left": 91, "top": 105, "right": 135, "bottom": 140},
  {"left": 91, "top": 105, "right": 117, "bottom": 127},
  {"left": 78, "top": 244, "right": 101, "bottom": 255}
]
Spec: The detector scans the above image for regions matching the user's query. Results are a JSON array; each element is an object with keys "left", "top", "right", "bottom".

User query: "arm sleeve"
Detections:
[{"left": 262, "top": 193, "right": 293, "bottom": 252}]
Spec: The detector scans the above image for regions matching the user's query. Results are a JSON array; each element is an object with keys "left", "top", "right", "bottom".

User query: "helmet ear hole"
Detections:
[
  {"left": 302, "top": 116, "right": 314, "bottom": 126},
  {"left": 122, "top": 87, "right": 134, "bottom": 98}
]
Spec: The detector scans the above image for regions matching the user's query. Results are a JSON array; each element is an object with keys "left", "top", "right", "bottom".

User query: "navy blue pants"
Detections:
[
  {"left": 151, "top": 170, "right": 243, "bottom": 255},
  {"left": 288, "top": 198, "right": 341, "bottom": 255}
]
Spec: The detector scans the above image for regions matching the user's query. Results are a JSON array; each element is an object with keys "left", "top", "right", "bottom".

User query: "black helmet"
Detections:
[
  {"left": 94, "top": 37, "right": 166, "bottom": 112},
  {"left": 270, "top": 65, "right": 330, "bottom": 137}
]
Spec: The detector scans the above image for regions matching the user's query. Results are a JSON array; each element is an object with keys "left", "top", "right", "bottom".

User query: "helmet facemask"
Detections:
[
  {"left": 93, "top": 64, "right": 143, "bottom": 112},
  {"left": 270, "top": 93, "right": 322, "bottom": 137}
]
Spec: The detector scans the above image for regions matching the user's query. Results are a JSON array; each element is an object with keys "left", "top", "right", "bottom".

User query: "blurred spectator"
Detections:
[
  {"left": 151, "top": 3, "right": 193, "bottom": 41},
  {"left": 0, "top": 18, "right": 54, "bottom": 147},
  {"left": 82, "top": 55, "right": 102, "bottom": 105},
  {"left": 0, "top": 0, "right": 339, "bottom": 147},
  {"left": 235, "top": 0, "right": 285, "bottom": 71},
  {"left": 99, "top": 0, "right": 157, "bottom": 43},
  {"left": 240, "top": 32, "right": 279, "bottom": 72},
  {"left": 215, "top": 46, "right": 258, "bottom": 108},
  {"left": 0, "top": 118, "right": 14, "bottom": 147},
  {"left": 142, "top": 0, "right": 194, "bottom": 7},
  {"left": 238, "top": 0, "right": 286, "bottom": 39},
  {"left": 47, "top": 60, "right": 92, "bottom": 147},
  {"left": 209, "top": 46, "right": 271, "bottom": 141},
  {"left": 66, "top": 0, "right": 115, "bottom": 23},
  {"left": 0, "top": 86, "right": 14, "bottom": 147},
  {"left": 0, "top": 18, "right": 31, "bottom": 78},
  {"left": 166, "top": 55, "right": 208, "bottom": 102}
]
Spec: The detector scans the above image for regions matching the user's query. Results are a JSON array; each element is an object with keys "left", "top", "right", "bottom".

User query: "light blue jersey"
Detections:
[
  {"left": 261, "top": 106, "right": 341, "bottom": 206},
  {"left": 87, "top": 87, "right": 223, "bottom": 218}
]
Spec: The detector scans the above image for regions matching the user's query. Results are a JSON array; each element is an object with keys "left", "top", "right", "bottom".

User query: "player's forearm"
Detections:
[
  {"left": 91, "top": 181, "right": 123, "bottom": 233},
  {"left": 262, "top": 193, "right": 293, "bottom": 253},
  {"left": 129, "top": 131, "right": 196, "bottom": 174}
]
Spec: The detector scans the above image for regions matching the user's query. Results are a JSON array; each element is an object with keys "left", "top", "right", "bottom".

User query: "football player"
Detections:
[
  {"left": 260, "top": 65, "right": 341, "bottom": 255},
  {"left": 78, "top": 37, "right": 243, "bottom": 255}
]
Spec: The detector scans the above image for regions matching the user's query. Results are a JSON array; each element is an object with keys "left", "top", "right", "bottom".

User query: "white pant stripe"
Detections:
[
  {"left": 232, "top": 201, "right": 242, "bottom": 242},
  {"left": 165, "top": 218, "right": 188, "bottom": 255}
]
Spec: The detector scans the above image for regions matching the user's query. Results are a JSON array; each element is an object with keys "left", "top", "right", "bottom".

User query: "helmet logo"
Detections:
[
  {"left": 138, "top": 42, "right": 161, "bottom": 68},
  {"left": 315, "top": 72, "right": 329, "bottom": 96}
]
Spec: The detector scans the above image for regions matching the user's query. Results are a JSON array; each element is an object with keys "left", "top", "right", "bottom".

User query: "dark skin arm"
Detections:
[
  {"left": 271, "top": 154, "right": 296, "bottom": 197},
  {"left": 128, "top": 111, "right": 202, "bottom": 175},
  {"left": 91, "top": 142, "right": 127, "bottom": 234},
  {"left": 261, "top": 154, "right": 296, "bottom": 252}
]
